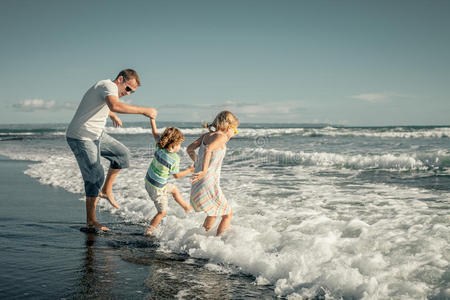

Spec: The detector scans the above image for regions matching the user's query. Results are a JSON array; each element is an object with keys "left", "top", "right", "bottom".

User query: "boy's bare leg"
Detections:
[
  {"left": 99, "top": 168, "right": 120, "bottom": 209},
  {"left": 145, "top": 211, "right": 166, "bottom": 235},
  {"left": 216, "top": 210, "right": 233, "bottom": 236},
  {"left": 86, "top": 196, "right": 110, "bottom": 231},
  {"left": 203, "top": 216, "right": 217, "bottom": 232},
  {"left": 171, "top": 187, "right": 193, "bottom": 213}
]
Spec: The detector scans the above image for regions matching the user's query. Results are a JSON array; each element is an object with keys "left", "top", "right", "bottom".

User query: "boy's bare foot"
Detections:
[
  {"left": 99, "top": 190, "right": 120, "bottom": 209},
  {"left": 184, "top": 205, "right": 193, "bottom": 213},
  {"left": 144, "top": 225, "right": 156, "bottom": 236},
  {"left": 87, "top": 221, "right": 110, "bottom": 231}
]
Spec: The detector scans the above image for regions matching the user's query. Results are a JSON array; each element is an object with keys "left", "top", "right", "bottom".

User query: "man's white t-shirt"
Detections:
[{"left": 66, "top": 79, "right": 118, "bottom": 140}]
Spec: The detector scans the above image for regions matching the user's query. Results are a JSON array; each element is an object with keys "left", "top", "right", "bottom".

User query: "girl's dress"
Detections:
[{"left": 190, "top": 136, "right": 231, "bottom": 216}]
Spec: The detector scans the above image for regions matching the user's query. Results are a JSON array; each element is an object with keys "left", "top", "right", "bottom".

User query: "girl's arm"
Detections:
[
  {"left": 150, "top": 118, "right": 159, "bottom": 141},
  {"left": 191, "top": 134, "right": 227, "bottom": 183},
  {"left": 186, "top": 134, "right": 206, "bottom": 162}
]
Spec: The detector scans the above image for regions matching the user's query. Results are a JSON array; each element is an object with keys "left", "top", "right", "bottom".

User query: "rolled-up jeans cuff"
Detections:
[
  {"left": 100, "top": 133, "right": 130, "bottom": 169},
  {"left": 67, "top": 136, "right": 104, "bottom": 197}
]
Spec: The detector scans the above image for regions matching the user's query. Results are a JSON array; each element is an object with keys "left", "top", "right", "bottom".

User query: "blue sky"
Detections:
[{"left": 0, "top": 0, "right": 449, "bottom": 126}]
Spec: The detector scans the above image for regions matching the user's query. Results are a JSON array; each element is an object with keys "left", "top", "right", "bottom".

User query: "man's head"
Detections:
[{"left": 114, "top": 69, "right": 141, "bottom": 98}]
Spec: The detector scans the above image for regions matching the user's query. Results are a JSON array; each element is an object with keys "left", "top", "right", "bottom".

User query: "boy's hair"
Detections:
[
  {"left": 203, "top": 110, "right": 239, "bottom": 132},
  {"left": 115, "top": 69, "right": 141, "bottom": 86},
  {"left": 158, "top": 127, "right": 184, "bottom": 149}
]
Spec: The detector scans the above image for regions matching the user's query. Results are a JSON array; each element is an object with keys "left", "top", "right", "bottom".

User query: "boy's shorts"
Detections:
[{"left": 145, "top": 180, "right": 176, "bottom": 213}]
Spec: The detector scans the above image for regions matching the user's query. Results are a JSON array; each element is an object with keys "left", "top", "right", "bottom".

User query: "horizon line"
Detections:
[{"left": 0, "top": 121, "right": 449, "bottom": 128}]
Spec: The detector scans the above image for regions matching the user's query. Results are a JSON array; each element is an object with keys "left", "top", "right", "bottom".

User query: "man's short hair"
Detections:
[{"left": 115, "top": 69, "right": 141, "bottom": 86}]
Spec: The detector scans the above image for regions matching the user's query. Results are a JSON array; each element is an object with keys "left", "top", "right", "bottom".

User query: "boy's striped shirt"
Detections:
[{"left": 145, "top": 145, "right": 180, "bottom": 189}]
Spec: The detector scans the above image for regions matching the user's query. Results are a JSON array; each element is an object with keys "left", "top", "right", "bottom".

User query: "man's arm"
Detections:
[
  {"left": 109, "top": 111, "right": 122, "bottom": 128},
  {"left": 105, "top": 95, "right": 157, "bottom": 119}
]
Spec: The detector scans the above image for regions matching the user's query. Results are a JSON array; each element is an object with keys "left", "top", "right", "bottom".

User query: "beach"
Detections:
[
  {"left": 0, "top": 123, "right": 449, "bottom": 299},
  {"left": 0, "top": 155, "right": 275, "bottom": 299}
]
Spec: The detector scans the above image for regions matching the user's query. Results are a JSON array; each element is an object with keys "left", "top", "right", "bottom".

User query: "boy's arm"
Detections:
[
  {"left": 173, "top": 165, "right": 195, "bottom": 179},
  {"left": 150, "top": 118, "right": 159, "bottom": 140}
]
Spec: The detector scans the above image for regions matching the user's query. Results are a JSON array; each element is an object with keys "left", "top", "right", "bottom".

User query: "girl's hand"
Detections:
[
  {"left": 191, "top": 171, "right": 205, "bottom": 183},
  {"left": 188, "top": 165, "right": 195, "bottom": 173},
  {"left": 110, "top": 114, "right": 122, "bottom": 127}
]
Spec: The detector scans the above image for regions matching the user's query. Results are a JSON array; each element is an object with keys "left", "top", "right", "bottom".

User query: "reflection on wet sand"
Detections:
[
  {"left": 120, "top": 247, "right": 276, "bottom": 299},
  {"left": 76, "top": 233, "right": 116, "bottom": 299},
  {"left": 66, "top": 228, "right": 275, "bottom": 299}
]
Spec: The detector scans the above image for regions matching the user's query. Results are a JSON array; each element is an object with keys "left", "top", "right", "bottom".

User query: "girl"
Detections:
[
  {"left": 187, "top": 111, "right": 239, "bottom": 236},
  {"left": 144, "top": 118, "right": 194, "bottom": 235}
]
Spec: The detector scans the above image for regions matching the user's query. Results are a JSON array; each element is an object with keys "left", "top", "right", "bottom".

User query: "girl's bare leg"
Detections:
[
  {"left": 99, "top": 168, "right": 120, "bottom": 209},
  {"left": 203, "top": 216, "right": 217, "bottom": 232},
  {"left": 145, "top": 211, "right": 166, "bottom": 235},
  {"left": 216, "top": 210, "right": 233, "bottom": 236},
  {"left": 86, "top": 196, "right": 109, "bottom": 231},
  {"left": 171, "top": 187, "right": 193, "bottom": 213}
]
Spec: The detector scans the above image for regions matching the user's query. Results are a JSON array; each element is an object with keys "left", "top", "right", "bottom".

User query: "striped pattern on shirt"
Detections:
[{"left": 145, "top": 145, "right": 180, "bottom": 189}]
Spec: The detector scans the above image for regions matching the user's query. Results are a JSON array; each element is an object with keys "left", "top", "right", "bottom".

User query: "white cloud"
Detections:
[
  {"left": 221, "top": 101, "right": 300, "bottom": 116},
  {"left": 13, "top": 99, "right": 75, "bottom": 111},
  {"left": 157, "top": 100, "right": 304, "bottom": 123},
  {"left": 121, "top": 98, "right": 133, "bottom": 105},
  {"left": 60, "top": 103, "right": 76, "bottom": 109},
  {"left": 13, "top": 99, "right": 55, "bottom": 110},
  {"left": 351, "top": 92, "right": 410, "bottom": 103},
  {"left": 351, "top": 93, "right": 389, "bottom": 103}
]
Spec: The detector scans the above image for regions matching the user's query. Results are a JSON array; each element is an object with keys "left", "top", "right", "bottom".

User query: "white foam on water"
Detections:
[
  {"left": 228, "top": 148, "right": 449, "bottom": 170},
  {"left": 0, "top": 145, "right": 448, "bottom": 299},
  {"left": 103, "top": 126, "right": 450, "bottom": 139},
  {"left": 105, "top": 127, "right": 207, "bottom": 136},
  {"left": 104, "top": 126, "right": 307, "bottom": 137},
  {"left": 2, "top": 126, "right": 450, "bottom": 141},
  {"left": 0, "top": 132, "right": 35, "bottom": 136},
  {"left": 304, "top": 127, "right": 450, "bottom": 139}
]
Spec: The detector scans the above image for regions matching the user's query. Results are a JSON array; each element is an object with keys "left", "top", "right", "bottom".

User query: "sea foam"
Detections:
[
  {"left": 227, "top": 148, "right": 449, "bottom": 170},
  {"left": 103, "top": 126, "right": 450, "bottom": 139},
  {"left": 0, "top": 138, "right": 448, "bottom": 299}
]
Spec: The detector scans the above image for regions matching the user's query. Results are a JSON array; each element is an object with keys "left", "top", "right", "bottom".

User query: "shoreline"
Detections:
[
  {"left": 0, "top": 156, "right": 88, "bottom": 298},
  {"left": 0, "top": 155, "right": 276, "bottom": 299}
]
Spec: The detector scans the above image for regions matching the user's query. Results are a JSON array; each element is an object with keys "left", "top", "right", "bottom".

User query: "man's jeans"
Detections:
[{"left": 67, "top": 132, "right": 130, "bottom": 197}]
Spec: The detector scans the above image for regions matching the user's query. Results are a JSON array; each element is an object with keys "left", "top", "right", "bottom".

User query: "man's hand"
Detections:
[
  {"left": 109, "top": 113, "right": 122, "bottom": 127},
  {"left": 143, "top": 108, "right": 158, "bottom": 119}
]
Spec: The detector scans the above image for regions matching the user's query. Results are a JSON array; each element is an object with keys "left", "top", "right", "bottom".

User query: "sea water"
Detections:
[{"left": 0, "top": 122, "right": 449, "bottom": 299}]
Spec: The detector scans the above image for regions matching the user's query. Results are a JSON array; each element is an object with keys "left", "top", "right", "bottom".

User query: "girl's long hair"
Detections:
[
  {"left": 157, "top": 127, "right": 184, "bottom": 149},
  {"left": 203, "top": 110, "right": 239, "bottom": 132}
]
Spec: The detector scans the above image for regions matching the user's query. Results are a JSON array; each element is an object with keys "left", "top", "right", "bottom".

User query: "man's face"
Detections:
[{"left": 118, "top": 76, "right": 138, "bottom": 98}]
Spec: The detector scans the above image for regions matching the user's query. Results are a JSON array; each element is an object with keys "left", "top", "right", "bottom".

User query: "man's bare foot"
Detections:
[
  {"left": 144, "top": 225, "right": 156, "bottom": 236},
  {"left": 87, "top": 221, "right": 110, "bottom": 231},
  {"left": 99, "top": 190, "right": 120, "bottom": 209},
  {"left": 184, "top": 205, "right": 193, "bottom": 214}
]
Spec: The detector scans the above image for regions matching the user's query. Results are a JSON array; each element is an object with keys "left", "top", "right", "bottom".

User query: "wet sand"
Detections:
[{"left": 0, "top": 156, "right": 276, "bottom": 299}]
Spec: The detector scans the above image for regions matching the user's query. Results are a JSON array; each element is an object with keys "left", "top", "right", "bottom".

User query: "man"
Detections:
[{"left": 66, "top": 69, "right": 157, "bottom": 231}]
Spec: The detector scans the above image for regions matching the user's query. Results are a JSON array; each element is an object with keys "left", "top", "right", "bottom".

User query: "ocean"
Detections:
[{"left": 0, "top": 122, "right": 449, "bottom": 299}]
